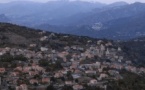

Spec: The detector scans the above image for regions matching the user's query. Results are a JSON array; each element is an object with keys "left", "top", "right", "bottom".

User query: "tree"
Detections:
[
  {"left": 46, "top": 84, "right": 56, "bottom": 90},
  {"left": 62, "top": 85, "right": 73, "bottom": 90},
  {"left": 38, "top": 59, "right": 50, "bottom": 67}
]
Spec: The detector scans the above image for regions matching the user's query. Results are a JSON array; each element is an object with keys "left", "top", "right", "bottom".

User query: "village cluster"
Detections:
[{"left": 0, "top": 32, "right": 145, "bottom": 90}]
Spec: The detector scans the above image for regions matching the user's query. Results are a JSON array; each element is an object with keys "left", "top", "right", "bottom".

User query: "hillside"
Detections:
[
  {"left": 0, "top": 23, "right": 99, "bottom": 48},
  {"left": 0, "top": 23, "right": 145, "bottom": 90},
  {"left": 1, "top": 22, "right": 145, "bottom": 64},
  {"left": 120, "top": 37, "right": 145, "bottom": 66},
  {"left": 0, "top": 23, "right": 41, "bottom": 48},
  {"left": 68, "top": 2, "right": 145, "bottom": 25}
]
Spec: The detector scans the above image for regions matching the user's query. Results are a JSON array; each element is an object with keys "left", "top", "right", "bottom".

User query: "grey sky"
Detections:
[{"left": 0, "top": 0, "right": 145, "bottom": 4}]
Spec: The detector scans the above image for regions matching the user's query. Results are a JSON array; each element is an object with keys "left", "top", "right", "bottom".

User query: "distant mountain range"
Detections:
[
  {"left": 0, "top": 1, "right": 145, "bottom": 40},
  {"left": 0, "top": 14, "right": 10, "bottom": 22},
  {"left": 0, "top": 1, "right": 105, "bottom": 26},
  {"left": 67, "top": 2, "right": 145, "bottom": 25},
  {"left": 37, "top": 2, "right": 145, "bottom": 40}
]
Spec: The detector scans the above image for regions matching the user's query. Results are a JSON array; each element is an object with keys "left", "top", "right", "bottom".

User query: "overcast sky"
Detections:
[{"left": 0, "top": 0, "right": 145, "bottom": 4}]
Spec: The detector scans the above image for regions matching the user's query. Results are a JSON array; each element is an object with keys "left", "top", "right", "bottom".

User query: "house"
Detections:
[
  {"left": 85, "top": 70, "right": 96, "bottom": 75},
  {"left": 88, "top": 79, "right": 98, "bottom": 86},
  {"left": 42, "top": 77, "right": 50, "bottom": 84},
  {"left": 108, "top": 70, "right": 119, "bottom": 76},
  {"left": 5, "top": 47, "right": 11, "bottom": 51},
  {"left": 100, "top": 44, "right": 105, "bottom": 51},
  {"left": 20, "top": 84, "right": 28, "bottom": 90},
  {"left": 31, "top": 65, "right": 45, "bottom": 72},
  {"left": 54, "top": 72, "right": 63, "bottom": 78},
  {"left": 98, "top": 68, "right": 103, "bottom": 73},
  {"left": 74, "top": 69, "right": 82, "bottom": 74},
  {"left": 40, "top": 36, "right": 48, "bottom": 41},
  {"left": 60, "top": 69, "right": 68, "bottom": 74},
  {"left": 98, "top": 73, "right": 108, "bottom": 80},
  {"left": 87, "top": 40, "right": 92, "bottom": 43},
  {"left": 71, "top": 46, "right": 77, "bottom": 50},
  {"left": 29, "top": 71, "right": 38, "bottom": 76},
  {"left": 40, "top": 47, "right": 48, "bottom": 52},
  {"left": 49, "top": 33, "right": 55, "bottom": 38},
  {"left": 125, "top": 61, "right": 132, "bottom": 64},
  {"left": 0, "top": 52, "right": 4, "bottom": 56},
  {"left": 118, "top": 47, "right": 122, "bottom": 52},
  {"left": 39, "top": 31, "right": 46, "bottom": 35},
  {"left": 16, "top": 86, "right": 21, "bottom": 90},
  {"left": 72, "top": 74, "right": 81, "bottom": 79},
  {"left": 0, "top": 68, "right": 5, "bottom": 73},
  {"left": 118, "top": 56, "right": 124, "bottom": 61},
  {"left": 61, "top": 62, "right": 72, "bottom": 67},
  {"left": 140, "top": 67, "right": 145, "bottom": 73},
  {"left": 15, "top": 66, "right": 23, "bottom": 71},
  {"left": 97, "top": 40, "right": 103, "bottom": 45},
  {"left": 95, "top": 62, "right": 101, "bottom": 68},
  {"left": 105, "top": 48, "right": 110, "bottom": 56},
  {"left": 70, "top": 61, "right": 79, "bottom": 69},
  {"left": 29, "top": 44, "right": 37, "bottom": 48},
  {"left": 65, "top": 81, "right": 73, "bottom": 85},
  {"left": 130, "top": 67, "right": 137, "bottom": 73},
  {"left": 105, "top": 42, "right": 112, "bottom": 46},
  {"left": 29, "top": 79, "right": 39, "bottom": 84},
  {"left": 23, "top": 67, "right": 31, "bottom": 73},
  {"left": 11, "top": 72, "right": 20, "bottom": 77},
  {"left": 73, "top": 84, "right": 83, "bottom": 90}
]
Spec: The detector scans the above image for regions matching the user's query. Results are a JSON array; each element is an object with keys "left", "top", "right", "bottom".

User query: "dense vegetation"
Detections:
[
  {"left": 108, "top": 70, "right": 145, "bottom": 90},
  {"left": 120, "top": 38, "right": 145, "bottom": 66},
  {"left": 0, "top": 54, "right": 27, "bottom": 62}
]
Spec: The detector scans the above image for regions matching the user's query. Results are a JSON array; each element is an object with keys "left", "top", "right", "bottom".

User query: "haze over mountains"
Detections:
[
  {"left": 0, "top": 0, "right": 145, "bottom": 40},
  {"left": 0, "top": 1, "right": 105, "bottom": 25}
]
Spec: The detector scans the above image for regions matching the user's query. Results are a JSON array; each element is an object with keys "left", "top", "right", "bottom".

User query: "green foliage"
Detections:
[
  {"left": 62, "top": 85, "right": 73, "bottom": 90},
  {"left": 46, "top": 84, "right": 56, "bottom": 90},
  {"left": 0, "top": 53, "right": 13, "bottom": 62},
  {"left": 83, "top": 85, "right": 103, "bottom": 90},
  {"left": 66, "top": 54, "right": 72, "bottom": 60},
  {"left": 108, "top": 71, "right": 145, "bottom": 90},
  {"left": 38, "top": 59, "right": 50, "bottom": 67},
  {"left": 0, "top": 54, "right": 27, "bottom": 62},
  {"left": 14, "top": 55, "right": 27, "bottom": 61},
  {"left": 38, "top": 59, "right": 63, "bottom": 70}
]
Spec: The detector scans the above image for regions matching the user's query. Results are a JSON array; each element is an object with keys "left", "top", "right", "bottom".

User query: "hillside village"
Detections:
[{"left": 0, "top": 27, "right": 145, "bottom": 90}]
